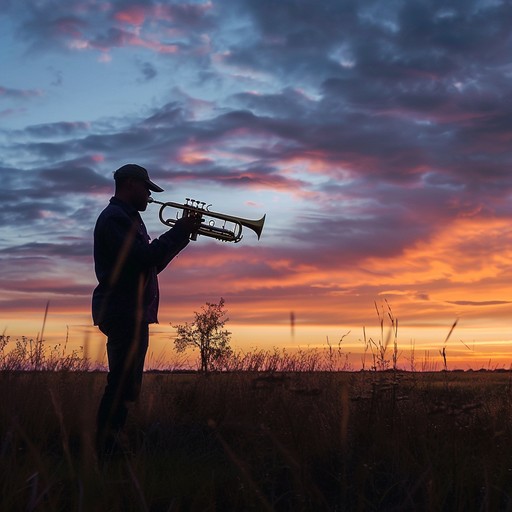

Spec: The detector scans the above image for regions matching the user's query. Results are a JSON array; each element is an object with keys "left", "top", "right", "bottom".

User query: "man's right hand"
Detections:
[{"left": 174, "top": 214, "right": 203, "bottom": 238}]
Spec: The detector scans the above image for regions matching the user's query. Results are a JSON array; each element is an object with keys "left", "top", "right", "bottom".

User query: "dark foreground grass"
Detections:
[{"left": 1, "top": 370, "right": 512, "bottom": 511}]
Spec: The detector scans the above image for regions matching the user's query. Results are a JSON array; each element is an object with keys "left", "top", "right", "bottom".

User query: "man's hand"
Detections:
[{"left": 174, "top": 213, "right": 203, "bottom": 238}]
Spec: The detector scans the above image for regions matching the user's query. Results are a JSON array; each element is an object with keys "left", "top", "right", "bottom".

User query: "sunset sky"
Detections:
[{"left": 1, "top": 0, "right": 512, "bottom": 370}]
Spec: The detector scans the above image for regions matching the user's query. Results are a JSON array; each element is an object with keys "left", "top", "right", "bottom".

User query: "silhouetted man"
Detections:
[{"left": 92, "top": 164, "right": 199, "bottom": 454}]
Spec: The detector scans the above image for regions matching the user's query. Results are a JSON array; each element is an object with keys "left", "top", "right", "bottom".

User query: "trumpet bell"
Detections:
[{"left": 241, "top": 214, "right": 265, "bottom": 240}]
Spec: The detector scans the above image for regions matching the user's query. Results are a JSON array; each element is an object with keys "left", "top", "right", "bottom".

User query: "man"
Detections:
[{"left": 92, "top": 163, "right": 199, "bottom": 453}]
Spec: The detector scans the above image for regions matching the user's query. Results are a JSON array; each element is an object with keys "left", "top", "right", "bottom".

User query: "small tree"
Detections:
[{"left": 173, "top": 298, "right": 232, "bottom": 373}]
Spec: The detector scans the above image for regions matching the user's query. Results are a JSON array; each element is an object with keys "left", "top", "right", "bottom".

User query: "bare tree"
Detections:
[{"left": 173, "top": 298, "right": 232, "bottom": 373}]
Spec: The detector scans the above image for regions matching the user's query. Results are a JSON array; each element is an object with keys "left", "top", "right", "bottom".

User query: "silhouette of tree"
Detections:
[{"left": 173, "top": 298, "right": 232, "bottom": 373}]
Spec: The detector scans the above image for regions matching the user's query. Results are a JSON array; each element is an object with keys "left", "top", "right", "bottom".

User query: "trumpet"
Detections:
[{"left": 148, "top": 197, "right": 266, "bottom": 243}]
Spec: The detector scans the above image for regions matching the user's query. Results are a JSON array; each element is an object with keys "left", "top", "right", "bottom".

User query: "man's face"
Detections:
[{"left": 129, "top": 178, "right": 151, "bottom": 211}]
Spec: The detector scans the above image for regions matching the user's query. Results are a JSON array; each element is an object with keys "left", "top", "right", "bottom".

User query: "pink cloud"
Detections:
[
  {"left": 114, "top": 6, "right": 147, "bottom": 26},
  {"left": 85, "top": 27, "right": 180, "bottom": 54},
  {"left": 0, "top": 108, "right": 27, "bottom": 118}
]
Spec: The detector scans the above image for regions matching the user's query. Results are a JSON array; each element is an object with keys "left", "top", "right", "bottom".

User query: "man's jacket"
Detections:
[{"left": 92, "top": 197, "right": 190, "bottom": 326}]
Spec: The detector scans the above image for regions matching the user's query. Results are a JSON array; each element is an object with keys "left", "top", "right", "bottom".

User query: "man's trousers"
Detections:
[{"left": 96, "top": 319, "right": 149, "bottom": 450}]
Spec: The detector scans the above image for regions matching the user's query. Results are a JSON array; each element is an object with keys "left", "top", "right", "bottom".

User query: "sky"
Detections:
[{"left": 1, "top": 0, "right": 512, "bottom": 370}]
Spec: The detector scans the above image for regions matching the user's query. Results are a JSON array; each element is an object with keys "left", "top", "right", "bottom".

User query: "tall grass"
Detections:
[
  {"left": 0, "top": 332, "right": 355, "bottom": 373},
  {"left": 2, "top": 369, "right": 512, "bottom": 510},
  {"left": 0, "top": 334, "right": 91, "bottom": 372}
]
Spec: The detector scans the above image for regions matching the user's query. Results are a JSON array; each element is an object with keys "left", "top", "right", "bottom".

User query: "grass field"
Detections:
[{"left": 1, "top": 367, "right": 512, "bottom": 511}]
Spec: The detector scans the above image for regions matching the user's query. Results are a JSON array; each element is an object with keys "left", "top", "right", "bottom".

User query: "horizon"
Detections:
[
  {"left": 2, "top": 302, "right": 510, "bottom": 372},
  {"left": 2, "top": 1, "right": 512, "bottom": 370}
]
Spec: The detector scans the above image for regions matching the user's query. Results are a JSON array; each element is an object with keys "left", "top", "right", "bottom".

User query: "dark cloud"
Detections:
[
  {"left": 139, "top": 101, "right": 188, "bottom": 128},
  {"left": 0, "top": 159, "right": 110, "bottom": 226},
  {"left": 25, "top": 121, "right": 90, "bottom": 138},
  {"left": 223, "top": 0, "right": 512, "bottom": 85},
  {"left": 47, "top": 66, "right": 63, "bottom": 87},
  {"left": 288, "top": 210, "right": 429, "bottom": 265},
  {"left": 231, "top": 87, "right": 317, "bottom": 119},
  {"left": 37, "top": 161, "right": 111, "bottom": 193},
  {"left": 156, "top": 164, "right": 309, "bottom": 191},
  {"left": 88, "top": 27, "right": 142, "bottom": 51},
  {"left": 16, "top": 7, "right": 88, "bottom": 53},
  {"left": 448, "top": 301, "right": 512, "bottom": 307},
  {"left": 0, "top": 241, "right": 92, "bottom": 259},
  {"left": 0, "top": 86, "right": 43, "bottom": 100},
  {"left": 138, "top": 60, "right": 157, "bottom": 82}
]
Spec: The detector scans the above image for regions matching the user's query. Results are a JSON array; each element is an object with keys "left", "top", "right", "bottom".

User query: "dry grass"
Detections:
[
  {"left": 0, "top": 334, "right": 91, "bottom": 372},
  {"left": 1, "top": 363, "right": 512, "bottom": 511}
]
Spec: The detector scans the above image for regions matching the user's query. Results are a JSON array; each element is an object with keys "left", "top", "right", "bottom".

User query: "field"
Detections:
[{"left": 1, "top": 368, "right": 512, "bottom": 511}]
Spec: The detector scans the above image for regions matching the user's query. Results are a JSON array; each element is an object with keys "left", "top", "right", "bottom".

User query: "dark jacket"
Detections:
[{"left": 92, "top": 197, "right": 190, "bottom": 326}]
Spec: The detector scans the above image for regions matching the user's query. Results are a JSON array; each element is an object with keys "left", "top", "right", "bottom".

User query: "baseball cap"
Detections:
[{"left": 113, "top": 164, "right": 164, "bottom": 193}]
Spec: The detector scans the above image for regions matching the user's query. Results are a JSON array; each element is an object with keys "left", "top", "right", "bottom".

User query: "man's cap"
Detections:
[{"left": 113, "top": 164, "right": 164, "bottom": 193}]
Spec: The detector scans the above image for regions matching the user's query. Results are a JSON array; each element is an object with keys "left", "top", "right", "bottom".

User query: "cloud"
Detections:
[
  {"left": 25, "top": 121, "right": 91, "bottom": 138},
  {"left": 137, "top": 60, "right": 157, "bottom": 82},
  {"left": 447, "top": 301, "right": 512, "bottom": 307},
  {"left": 0, "top": 108, "right": 27, "bottom": 118},
  {"left": 0, "top": 241, "right": 92, "bottom": 260},
  {"left": 231, "top": 87, "right": 317, "bottom": 119},
  {"left": 5, "top": 0, "right": 214, "bottom": 57},
  {"left": 37, "top": 161, "right": 111, "bottom": 192},
  {"left": 2, "top": 0, "right": 512, "bottom": 343},
  {"left": 0, "top": 157, "right": 110, "bottom": 229},
  {"left": 3, "top": 68, "right": 510, "bottom": 264},
  {"left": 47, "top": 66, "right": 63, "bottom": 86},
  {"left": 0, "top": 86, "right": 43, "bottom": 100}
]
